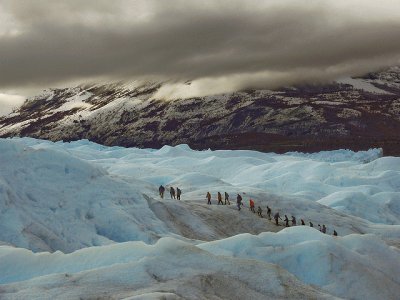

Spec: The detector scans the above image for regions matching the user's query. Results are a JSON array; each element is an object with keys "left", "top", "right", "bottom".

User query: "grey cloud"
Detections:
[{"left": 1, "top": 0, "right": 400, "bottom": 97}]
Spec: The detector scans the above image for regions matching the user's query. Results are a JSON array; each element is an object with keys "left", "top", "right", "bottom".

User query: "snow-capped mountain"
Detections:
[{"left": 1, "top": 67, "right": 400, "bottom": 155}]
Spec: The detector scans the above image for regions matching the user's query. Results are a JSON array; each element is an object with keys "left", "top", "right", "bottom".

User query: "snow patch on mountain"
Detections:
[
  {"left": 337, "top": 77, "right": 392, "bottom": 94},
  {"left": 53, "top": 91, "right": 93, "bottom": 113}
]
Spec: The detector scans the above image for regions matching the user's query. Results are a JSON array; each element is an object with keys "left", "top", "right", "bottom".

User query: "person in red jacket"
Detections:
[{"left": 249, "top": 199, "right": 255, "bottom": 213}]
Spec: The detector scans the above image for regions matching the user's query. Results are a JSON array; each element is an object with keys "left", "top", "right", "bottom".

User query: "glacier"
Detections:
[{"left": 0, "top": 137, "right": 399, "bottom": 299}]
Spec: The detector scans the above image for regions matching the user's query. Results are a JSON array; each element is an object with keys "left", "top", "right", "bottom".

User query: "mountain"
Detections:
[{"left": 1, "top": 67, "right": 400, "bottom": 155}]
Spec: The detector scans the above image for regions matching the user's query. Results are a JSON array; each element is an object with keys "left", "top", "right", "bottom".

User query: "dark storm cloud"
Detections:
[{"left": 1, "top": 0, "right": 400, "bottom": 98}]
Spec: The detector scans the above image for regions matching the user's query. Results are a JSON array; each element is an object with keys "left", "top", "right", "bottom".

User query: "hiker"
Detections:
[
  {"left": 170, "top": 187, "right": 176, "bottom": 199},
  {"left": 206, "top": 192, "right": 211, "bottom": 205},
  {"left": 224, "top": 192, "right": 230, "bottom": 205},
  {"left": 274, "top": 212, "right": 282, "bottom": 226},
  {"left": 333, "top": 230, "right": 338, "bottom": 236},
  {"left": 284, "top": 215, "right": 289, "bottom": 227},
  {"left": 301, "top": 219, "right": 305, "bottom": 225},
  {"left": 267, "top": 206, "right": 272, "bottom": 220},
  {"left": 217, "top": 192, "right": 223, "bottom": 205},
  {"left": 291, "top": 216, "right": 296, "bottom": 226},
  {"left": 237, "top": 194, "right": 243, "bottom": 211},
  {"left": 309, "top": 222, "right": 314, "bottom": 227},
  {"left": 249, "top": 199, "right": 255, "bottom": 213},
  {"left": 159, "top": 185, "right": 165, "bottom": 199},
  {"left": 257, "top": 206, "right": 263, "bottom": 217},
  {"left": 176, "top": 187, "right": 182, "bottom": 200},
  {"left": 322, "top": 224, "right": 327, "bottom": 234},
  {"left": 318, "top": 224, "right": 321, "bottom": 231}
]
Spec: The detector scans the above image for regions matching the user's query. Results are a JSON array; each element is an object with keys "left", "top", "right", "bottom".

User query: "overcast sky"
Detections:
[{"left": 1, "top": 0, "right": 400, "bottom": 114}]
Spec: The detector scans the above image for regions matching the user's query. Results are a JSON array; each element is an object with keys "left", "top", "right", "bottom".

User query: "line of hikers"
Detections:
[
  {"left": 272, "top": 211, "right": 337, "bottom": 236},
  {"left": 159, "top": 185, "right": 182, "bottom": 200},
  {"left": 206, "top": 191, "right": 338, "bottom": 236},
  {"left": 205, "top": 192, "right": 256, "bottom": 213},
  {"left": 206, "top": 191, "right": 231, "bottom": 205},
  {"left": 158, "top": 186, "right": 338, "bottom": 236}
]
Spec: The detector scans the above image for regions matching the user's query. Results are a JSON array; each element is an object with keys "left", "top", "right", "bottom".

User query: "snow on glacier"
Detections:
[
  {"left": 1, "top": 137, "right": 400, "bottom": 299},
  {"left": 0, "top": 230, "right": 399, "bottom": 299},
  {"left": 0, "top": 237, "right": 335, "bottom": 300},
  {"left": 199, "top": 227, "right": 400, "bottom": 300}
]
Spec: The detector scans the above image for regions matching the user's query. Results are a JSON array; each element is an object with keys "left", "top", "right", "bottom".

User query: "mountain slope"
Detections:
[{"left": 1, "top": 67, "right": 400, "bottom": 155}]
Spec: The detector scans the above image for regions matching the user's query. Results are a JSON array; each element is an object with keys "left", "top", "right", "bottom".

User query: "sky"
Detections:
[{"left": 1, "top": 0, "right": 400, "bottom": 114}]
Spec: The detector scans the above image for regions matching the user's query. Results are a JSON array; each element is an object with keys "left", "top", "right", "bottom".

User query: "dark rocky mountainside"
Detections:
[{"left": 1, "top": 68, "right": 400, "bottom": 155}]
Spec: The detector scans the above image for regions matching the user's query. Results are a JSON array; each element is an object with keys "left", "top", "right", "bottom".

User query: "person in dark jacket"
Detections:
[
  {"left": 224, "top": 192, "right": 230, "bottom": 205},
  {"left": 333, "top": 230, "right": 338, "bottom": 236},
  {"left": 170, "top": 187, "right": 176, "bottom": 199},
  {"left": 267, "top": 206, "right": 272, "bottom": 220},
  {"left": 274, "top": 212, "right": 282, "bottom": 226},
  {"left": 284, "top": 215, "right": 289, "bottom": 227},
  {"left": 176, "top": 187, "right": 182, "bottom": 200},
  {"left": 309, "top": 222, "right": 314, "bottom": 227},
  {"left": 217, "top": 192, "right": 223, "bottom": 205},
  {"left": 206, "top": 192, "right": 211, "bottom": 205},
  {"left": 291, "top": 216, "right": 296, "bottom": 226},
  {"left": 301, "top": 219, "right": 305, "bottom": 225},
  {"left": 236, "top": 194, "right": 243, "bottom": 211},
  {"left": 257, "top": 206, "right": 263, "bottom": 217},
  {"left": 159, "top": 185, "right": 165, "bottom": 199},
  {"left": 322, "top": 224, "right": 327, "bottom": 234}
]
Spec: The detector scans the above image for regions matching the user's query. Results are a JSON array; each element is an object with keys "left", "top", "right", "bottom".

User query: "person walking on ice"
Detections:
[
  {"left": 236, "top": 194, "right": 243, "bottom": 211},
  {"left": 206, "top": 192, "right": 211, "bottom": 205},
  {"left": 249, "top": 199, "right": 255, "bottom": 213},
  {"left": 257, "top": 206, "right": 263, "bottom": 217},
  {"left": 284, "top": 215, "right": 289, "bottom": 227},
  {"left": 274, "top": 212, "right": 282, "bottom": 226},
  {"left": 224, "top": 192, "right": 230, "bottom": 205},
  {"left": 267, "top": 206, "right": 272, "bottom": 220},
  {"left": 291, "top": 216, "right": 296, "bottom": 226},
  {"left": 217, "top": 192, "right": 223, "bottom": 205},
  {"left": 176, "top": 187, "right": 182, "bottom": 200},
  {"left": 170, "top": 187, "right": 176, "bottom": 199},
  {"left": 159, "top": 185, "right": 165, "bottom": 199}
]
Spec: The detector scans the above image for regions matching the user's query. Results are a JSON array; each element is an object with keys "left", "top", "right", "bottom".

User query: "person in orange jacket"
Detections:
[
  {"left": 249, "top": 199, "right": 255, "bottom": 213},
  {"left": 217, "top": 192, "right": 223, "bottom": 205}
]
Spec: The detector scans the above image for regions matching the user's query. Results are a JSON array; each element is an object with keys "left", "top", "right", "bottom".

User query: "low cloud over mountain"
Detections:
[{"left": 1, "top": 0, "right": 400, "bottom": 100}]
